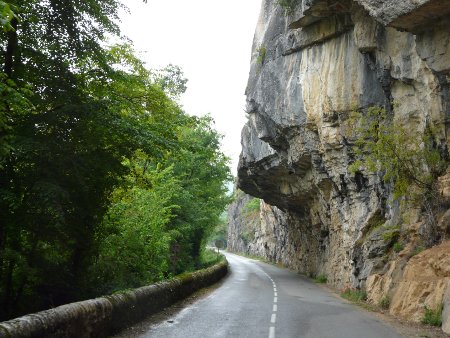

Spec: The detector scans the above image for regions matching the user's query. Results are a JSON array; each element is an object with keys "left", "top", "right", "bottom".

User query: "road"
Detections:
[{"left": 137, "top": 252, "right": 403, "bottom": 338}]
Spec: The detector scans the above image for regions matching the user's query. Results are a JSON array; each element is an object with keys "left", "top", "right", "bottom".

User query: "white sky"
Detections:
[{"left": 118, "top": 0, "right": 262, "bottom": 175}]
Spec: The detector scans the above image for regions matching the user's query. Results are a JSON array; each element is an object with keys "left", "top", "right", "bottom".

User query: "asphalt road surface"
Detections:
[{"left": 138, "top": 252, "right": 403, "bottom": 338}]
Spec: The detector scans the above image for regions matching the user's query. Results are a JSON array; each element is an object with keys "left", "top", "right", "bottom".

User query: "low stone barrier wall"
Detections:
[{"left": 0, "top": 260, "right": 228, "bottom": 338}]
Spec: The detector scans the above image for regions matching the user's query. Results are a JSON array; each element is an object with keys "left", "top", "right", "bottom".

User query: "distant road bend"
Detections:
[{"left": 134, "top": 252, "right": 403, "bottom": 338}]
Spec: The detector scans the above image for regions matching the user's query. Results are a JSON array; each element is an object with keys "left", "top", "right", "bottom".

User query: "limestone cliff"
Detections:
[{"left": 229, "top": 0, "right": 450, "bottom": 332}]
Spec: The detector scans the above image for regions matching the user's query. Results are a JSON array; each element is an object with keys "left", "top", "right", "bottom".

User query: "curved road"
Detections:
[{"left": 139, "top": 252, "right": 403, "bottom": 338}]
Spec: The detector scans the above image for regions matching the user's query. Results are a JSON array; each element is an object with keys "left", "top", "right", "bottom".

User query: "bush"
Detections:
[
  {"left": 341, "top": 288, "right": 367, "bottom": 302},
  {"left": 243, "top": 198, "right": 261, "bottom": 215},
  {"left": 199, "top": 249, "right": 225, "bottom": 269},
  {"left": 314, "top": 274, "right": 327, "bottom": 283},
  {"left": 379, "top": 296, "right": 390, "bottom": 309},
  {"left": 393, "top": 242, "right": 403, "bottom": 253},
  {"left": 421, "top": 304, "right": 443, "bottom": 326}
]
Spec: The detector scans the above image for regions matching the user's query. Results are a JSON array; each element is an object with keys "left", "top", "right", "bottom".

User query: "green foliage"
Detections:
[
  {"left": 412, "top": 246, "right": 425, "bottom": 256},
  {"left": 243, "top": 198, "right": 261, "bottom": 215},
  {"left": 421, "top": 303, "right": 443, "bottom": 326},
  {"left": 0, "top": 1, "right": 17, "bottom": 32},
  {"left": 153, "top": 64, "right": 188, "bottom": 99},
  {"left": 277, "top": 0, "right": 297, "bottom": 15},
  {"left": 256, "top": 46, "right": 266, "bottom": 66},
  {"left": 379, "top": 295, "right": 390, "bottom": 310},
  {"left": 314, "top": 274, "right": 327, "bottom": 283},
  {"left": 198, "top": 249, "right": 225, "bottom": 269},
  {"left": 208, "top": 213, "right": 228, "bottom": 248},
  {"left": 89, "top": 165, "right": 178, "bottom": 294},
  {"left": 349, "top": 106, "right": 447, "bottom": 201},
  {"left": 382, "top": 225, "right": 401, "bottom": 244},
  {"left": 341, "top": 288, "right": 367, "bottom": 303},
  {"left": 393, "top": 242, "right": 403, "bottom": 253},
  {"left": 0, "top": 0, "right": 231, "bottom": 320}
]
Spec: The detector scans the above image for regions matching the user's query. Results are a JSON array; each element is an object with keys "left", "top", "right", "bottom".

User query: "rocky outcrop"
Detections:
[
  {"left": 230, "top": 0, "right": 450, "bottom": 332},
  {"left": 366, "top": 241, "right": 450, "bottom": 328}
]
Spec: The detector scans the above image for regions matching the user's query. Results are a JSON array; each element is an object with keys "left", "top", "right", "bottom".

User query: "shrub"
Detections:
[
  {"left": 341, "top": 288, "right": 367, "bottom": 302},
  {"left": 243, "top": 198, "right": 261, "bottom": 215},
  {"left": 393, "top": 242, "right": 403, "bottom": 253},
  {"left": 199, "top": 249, "right": 225, "bottom": 269},
  {"left": 381, "top": 225, "right": 401, "bottom": 244},
  {"left": 379, "top": 296, "right": 390, "bottom": 309},
  {"left": 314, "top": 274, "right": 327, "bottom": 283},
  {"left": 421, "top": 303, "right": 443, "bottom": 326}
]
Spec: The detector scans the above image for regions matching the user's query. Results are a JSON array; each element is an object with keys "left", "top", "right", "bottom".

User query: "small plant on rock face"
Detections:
[
  {"left": 379, "top": 295, "right": 390, "bottom": 309},
  {"left": 314, "top": 274, "right": 327, "bottom": 283},
  {"left": 412, "top": 245, "right": 425, "bottom": 256},
  {"left": 393, "top": 242, "right": 403, "bottom": 253},
  {"left": 421, "top": 303, "right": 443, "bottom": 326},
  {"left": 382, "top": 225, "right": 401, "bottom": 244},
  {"left": 277, "top": 0, "right": 297, "bottom": 15},
  {"left": 256, "top": 46, "right": 266, "bottom": 66}
]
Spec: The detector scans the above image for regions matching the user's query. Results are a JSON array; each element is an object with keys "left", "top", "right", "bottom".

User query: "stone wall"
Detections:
[
  {"left": 230, "top": 0, "right": 450, "bottom": 332},
  {"left": 0, "top": 261, "right": 228, "bottom": 338}
]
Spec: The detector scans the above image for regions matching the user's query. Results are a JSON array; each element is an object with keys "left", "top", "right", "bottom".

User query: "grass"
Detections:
[
  {"left": 340, "top": 288, "right": 378, "bottom": 312},
  {"left": 314, "top": 274, "right": 327, "bottom": 283},
  {"left": 341, "top": 288, "right": 367, "bottom": 302},
  {"left": 421, "top": 303, "right": 443, "bottom": 326}
]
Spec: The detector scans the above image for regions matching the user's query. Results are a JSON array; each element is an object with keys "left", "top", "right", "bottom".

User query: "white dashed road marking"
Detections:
[
  {"left": 269, "top": 326, "right": 275, "bottom": 338},
  {"left": 271, "top": 313, "right": 277, "bottom": 323},
  {"left": 262, "top": 270, "right": 278, "bottom": 338}
]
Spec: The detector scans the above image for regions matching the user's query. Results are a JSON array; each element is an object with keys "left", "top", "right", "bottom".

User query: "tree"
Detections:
[{"left": 0, "top": 0, "right": 232, "bottom": 320}]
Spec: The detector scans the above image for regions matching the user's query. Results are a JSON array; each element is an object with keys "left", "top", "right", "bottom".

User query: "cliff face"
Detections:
[{"left": 230, "top": 0, "right": 450, "bottom": 331}]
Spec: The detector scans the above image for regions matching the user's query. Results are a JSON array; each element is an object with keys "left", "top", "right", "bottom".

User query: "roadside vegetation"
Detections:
[
  {"left": 0, "top": 0, "right": 231, "bottom": 321},
  {"left": 314, "top": 274, "right": 327, "bottom": 283},
  {"left": 422, "top": 304, "right": 443, "bottom": 327}
]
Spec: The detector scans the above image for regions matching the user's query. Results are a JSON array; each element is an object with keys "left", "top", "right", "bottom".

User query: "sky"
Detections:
[{"left": 118, "top": 0, "right": 262, "bottom": 175}]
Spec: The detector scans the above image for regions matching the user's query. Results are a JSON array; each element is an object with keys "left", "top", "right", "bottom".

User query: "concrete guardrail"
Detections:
[{"left": 0, "top": 260, "right": 228, "bottom": 338}]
